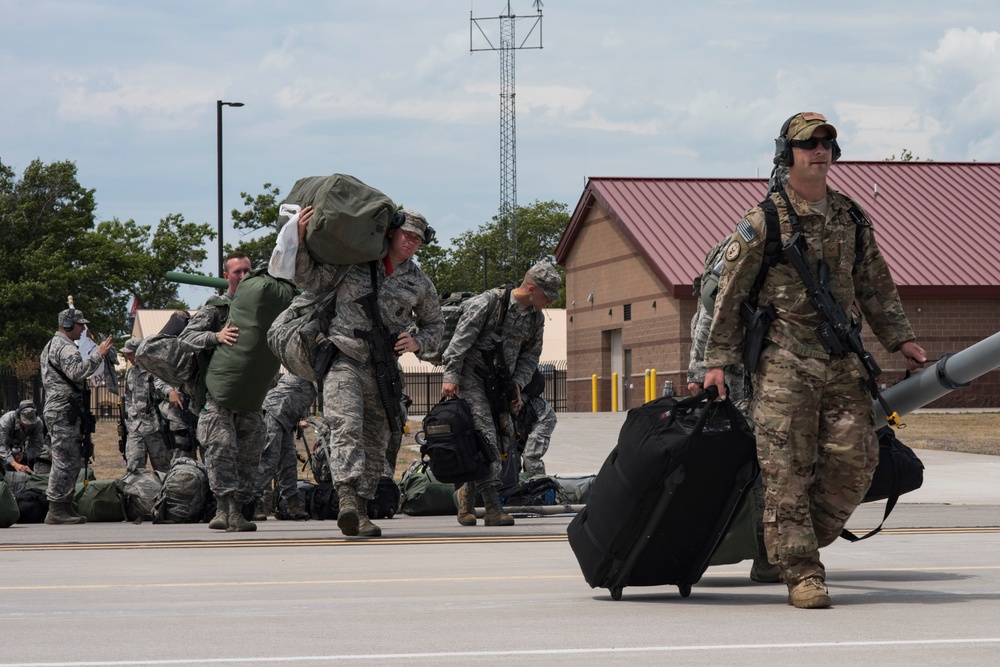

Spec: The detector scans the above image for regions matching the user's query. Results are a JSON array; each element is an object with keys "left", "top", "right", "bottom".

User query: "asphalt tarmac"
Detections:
[{"left": 2, "top": 412, "right": 998, "bottom": 666}]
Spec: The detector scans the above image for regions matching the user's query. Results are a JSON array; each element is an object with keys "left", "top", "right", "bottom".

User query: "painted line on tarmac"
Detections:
[
  {"left": 2, "top": 638, "right": 1000, "bottom": 665},
  {"left": 1, "top": 526, "right": 996, "bottom": 553},
  {"left": 1, "top": 565, "right": 998, "bottom": 592}
]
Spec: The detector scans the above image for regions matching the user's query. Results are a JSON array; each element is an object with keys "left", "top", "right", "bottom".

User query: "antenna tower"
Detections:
[{"left": 471, "top": 1, "right": 543, "bottom": 281}]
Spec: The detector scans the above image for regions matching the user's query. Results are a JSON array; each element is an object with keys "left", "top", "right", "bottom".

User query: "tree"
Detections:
[
  {"left": 884, "top": 149, "right": 932, "bottom": 162},
  {"left": 0, "top": 157, "right": 215, "bottom": 366},
  {"left": 229, "top": 183, "right": 282, "bottom": 269},
  {"left": 417, "top": 199, "right": 569, "bottom": 306}
]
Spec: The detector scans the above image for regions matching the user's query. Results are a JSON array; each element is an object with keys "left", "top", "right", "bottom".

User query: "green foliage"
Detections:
[
  {"left": 417, "top": 200, "right": 569, "bottom": 306},
  {"left": 884, "top": 149, "right": 932, "bottom": 162},
  {"left": 229, "top": 183, "right": 281, "bottom": 269},
  {"left": 0, "top": 157, "right": 213, "bottom": 365}
]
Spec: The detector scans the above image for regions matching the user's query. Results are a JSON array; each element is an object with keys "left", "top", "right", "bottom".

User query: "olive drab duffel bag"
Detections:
[
  {"left": 205, "top": 268, "right": 296, "bottom": 412},
  {"left": 278, "top": 173, "right": 397, "bottom": 266}
]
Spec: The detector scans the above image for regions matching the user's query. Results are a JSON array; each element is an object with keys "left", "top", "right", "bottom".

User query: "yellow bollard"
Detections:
[
  {"left": 592, "top": 374, "right": 598, "bottom": 412},
  {"left": 611, "top": 372, "right": 619, "bottom": 412},
  {"left": 650, "top": 368, "right": 657, "bottom": 400},
  {"left": 644, "top": 369, "right": 651, "bottom": 403}
]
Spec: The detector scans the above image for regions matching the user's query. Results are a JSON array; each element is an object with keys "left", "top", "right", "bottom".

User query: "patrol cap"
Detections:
[
  {"left": 786, "top": 112, "right": 837, "bottom": 141},
  {"left": 527, "top": 262, "right": 562, "bottom": 302},
  {"left": 123, "top": 337, "right": 141, "bottom": 354},
  {"left": 58, "top": 309, "right": 89, "bottom": 326},
  {"left": 17, "top": 400, "right": 38, "bottom": 426},
  {"left": 399, "top": 210, "right": 428, "bottom": 239}
]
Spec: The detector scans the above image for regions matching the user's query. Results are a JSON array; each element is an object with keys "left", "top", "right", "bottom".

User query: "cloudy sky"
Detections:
[{"left": 3, "top": 0, "right": 999, "bottom": 305}]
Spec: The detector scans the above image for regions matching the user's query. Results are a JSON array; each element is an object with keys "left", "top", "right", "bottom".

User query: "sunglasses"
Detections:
[{"left": 790, "top": 136, "right": 835, "bottom": 151}]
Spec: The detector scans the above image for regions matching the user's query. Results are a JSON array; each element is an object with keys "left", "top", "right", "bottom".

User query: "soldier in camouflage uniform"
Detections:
[
  {"left": 1, "top": 401, "right": 50, "bottom": 475},
  {"left": 704, "top": 112, "right": 926, "bottom": 609},
  {"left": 295, "top": 207, "right": 443, "bottom": 537},
  {"left": 254, "top": 373, "right": 317, "bottom": 521},
  {"left": 39, "top": 308, "right": 113, "bottom": 524},
  {"left": 441, "top": 262, "right": 561, "bottom": 526},
  {"left": 121, "top": 337, "right": 180, "bottom": 473},
  {"left": 179, "top": 251, "right": 263, "bottom": 532},
  {"left": 519, "top": 393, "right": 556, "bottom": 476}
]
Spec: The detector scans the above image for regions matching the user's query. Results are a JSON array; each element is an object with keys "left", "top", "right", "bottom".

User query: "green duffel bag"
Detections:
[
  {"left": 279, "top": 173, "right": 396, "bottom": 266},
  {"left": 205, "top": 268, "right": 296, "bottom": 412},
  {"left": 24, "top": 467, "right": 96, "bottom": 493},
  {"left": 398, "top": 460, "right": 457, "bottom": 516},
  {"left": 0, "top": 480, "right": 20, "bottom": 528},
  {"left": 74, "top": 480, "right": 125, "bottom": 523},
  {"left": 708, "top": 482, "right": 762, "bottom": 566}
]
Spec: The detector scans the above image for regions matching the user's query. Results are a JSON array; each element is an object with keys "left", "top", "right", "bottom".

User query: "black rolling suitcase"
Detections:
[{"left": 567, "top": 388, "right": 757, "bottom": 600}]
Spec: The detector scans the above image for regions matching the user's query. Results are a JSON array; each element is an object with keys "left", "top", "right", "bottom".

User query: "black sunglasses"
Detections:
[{"left": 790, "top": 136, "right": 835, "bottom": 151}]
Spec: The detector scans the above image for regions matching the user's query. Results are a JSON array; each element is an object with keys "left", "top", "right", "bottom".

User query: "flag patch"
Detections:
[{"left": 737, "top": 219, "right": 757, "bottom": 243}]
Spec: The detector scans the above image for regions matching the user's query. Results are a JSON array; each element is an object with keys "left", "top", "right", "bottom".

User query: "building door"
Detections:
[{"left": 610, "top": 329, "right": 622, "bottom": 411}]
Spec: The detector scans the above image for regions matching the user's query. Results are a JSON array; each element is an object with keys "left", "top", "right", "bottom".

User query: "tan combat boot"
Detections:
[
  {"left": 356, "top": 497, "right": 382, "bottom": 537},
  {"left": 44, "top": 500, "right": 86, "bottom": 525},
  {"left": 455, "top": 482, "right": 477, "bottom": 526},
  {"left": 336, "top": 485, "right": 360, "bottom": 536},
  {"left": 226, "top": 497, "right": 257, "bottom": 533},
  {"left": 481, "top": 487, "right": 514, "bottom": 526},
  {"left": 788, "top": 576, "right": 832, "bottom": 609},
  {"left": 284, "top": 495, "right": 310, "bottom": 521},
  {"left": 208, "top": 495, "right": 230, "bottom": 530}
]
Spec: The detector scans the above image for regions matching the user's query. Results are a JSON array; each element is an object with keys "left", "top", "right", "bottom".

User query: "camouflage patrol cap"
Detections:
[
  {"left": 17, "top": 400, "right": 38, "bottom": 426},
  {"left": 786, "top": 112, "right": 837, "bottom": 141},
  {"left": 58, "top": 309, "right": 89, "bottom": 327},
  {"left": 399, "top": 210, "right": 428, "bottom": 239},
  {"left": 527, "top": 262, "right": 562, "bottom": 302},
  {"left": 123, "top": 337, "right": 141, "bottom": 354}
]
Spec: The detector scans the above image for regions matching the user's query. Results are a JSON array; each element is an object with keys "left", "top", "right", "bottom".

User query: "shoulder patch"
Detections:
[
  {"left": 737, "top": 218, "right": 757, "bottom": 243},
  {"left": 724, "top": 240, "right": 742, "bottom": 262}
]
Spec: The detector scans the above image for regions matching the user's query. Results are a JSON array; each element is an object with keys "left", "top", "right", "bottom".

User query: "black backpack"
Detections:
[
  {"left": 417, "top": 398, "right": 496, "bottom": 484},
  {"left": 14, "top": 488, "right": 48, "bottom": 524}
]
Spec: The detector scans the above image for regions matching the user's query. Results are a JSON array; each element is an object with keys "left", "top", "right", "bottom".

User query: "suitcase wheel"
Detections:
[
  {"left": 610, "top": 586, "right": 623, "bottom": 601},
  {"left": 678, "top": 583, "right": 692, "bottom": 598}
]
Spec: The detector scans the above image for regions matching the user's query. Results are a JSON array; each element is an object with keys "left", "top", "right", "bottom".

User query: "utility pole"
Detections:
[{"left": 471, "top": 1, "right": 543, "bottom": 282}]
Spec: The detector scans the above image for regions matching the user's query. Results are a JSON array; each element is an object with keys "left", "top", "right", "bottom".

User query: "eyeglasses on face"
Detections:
[{"left": 790, "top": 136, "right": 835, "bottom": 151}]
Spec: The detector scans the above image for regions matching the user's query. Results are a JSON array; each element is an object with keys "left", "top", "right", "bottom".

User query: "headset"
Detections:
[
  {"left": 773, "top": 114, "right": 841, "bottom": 167},
  {"left": 390, "top": 210, "right": 437, "bottom": 244}
]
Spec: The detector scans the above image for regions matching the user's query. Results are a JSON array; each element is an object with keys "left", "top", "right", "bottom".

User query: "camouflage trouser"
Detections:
[
  {"left": 323, "top": 357, "right": 388, "bottom": 500},
  {"left": 196, "top": 395, "right": 266, "bottom": 504},
  {"left": 43, "top": 413, "right": 83, "bottom": 503},
  {"left": 254, "top": 414, "right": 300, "bottom": 503},
  {"left": 125, "top": 429, "right": 171, "bottom": 474},
  {"left": 460, "top": 372, "right": 512, "bottom": 491},
  {"left": 752, "top": 344, "right": 878, "bottom": 585},
  {"left": 522, "top": 396, "right": 556, "bottom": 475}
]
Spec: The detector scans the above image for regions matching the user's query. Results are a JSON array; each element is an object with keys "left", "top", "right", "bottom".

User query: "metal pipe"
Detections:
[{"left": 165, "top": 271, "right": 229, "bottom": 290}]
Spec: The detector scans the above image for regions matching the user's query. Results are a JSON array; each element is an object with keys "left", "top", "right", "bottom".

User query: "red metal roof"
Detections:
[{"left": 555, "top": 162, "right": 1000, "bottom": 300}]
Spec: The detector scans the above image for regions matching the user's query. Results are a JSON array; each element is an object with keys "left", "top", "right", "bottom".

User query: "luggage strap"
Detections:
[{"left": 839, "top": 444, "right": 906, "bottom": 543}]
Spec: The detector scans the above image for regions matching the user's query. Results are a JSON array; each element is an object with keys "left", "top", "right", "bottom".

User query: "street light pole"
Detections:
[{"left": 217, "top": 100, "right": 244, "bottom": 278}]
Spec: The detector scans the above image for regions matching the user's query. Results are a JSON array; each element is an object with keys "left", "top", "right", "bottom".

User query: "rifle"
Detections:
[
  {"left": 295, "top": 422, "right": 310, "bottom": 469},
  {"left": 71, "top": 389, "right": 97, "bottom": 486},
  {"left": 117, "top": 398, "right": 128, "bottom": 461},
  {"left": 353, "top": 277, "right": 405, "bottom": 438},
  {"left": 478, "top": 332, "right": 521, "bottom": 455},
  {"left": 783, "top": 232, "right": 899, "bottom": 426}
]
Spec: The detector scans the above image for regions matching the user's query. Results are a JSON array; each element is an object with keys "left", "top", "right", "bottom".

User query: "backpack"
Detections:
[
  {"left": 152, "top": 457, "right": 212, "bottom": 524},
  {"left": 133, "top": 311, "right": 205, "bottom": 394},
  {"left": 267, "top": 286, "right": 344, "bottom": 383},
  {"left": 280, "top": 173, "right": 396, "bottom": 266},
  {"left": 275, "top": 480, "right": 316, "bottom": 520},
  {"left": 417, "top": 397, "right": 496, "bottom": 484},
  {"left": 205, "top": 268, "right": 297, "bottom": 412},
  {"left": 117, "top": 469, "right": 167, "bottom": 523},
  {"left": 309, "top": 481, "right": 339, "bottom": 520},
  {"left": 369, "top": 475, "right": 401, "bottom": 520},
  {"left": 0, "top": 480, "right": 19, "bottom": 528},
  {"left": 14, "top": 487, "right": 48, "bottom": 524},
  {"left": 419, "top": 286, "right": 529, "bottom": 367}
]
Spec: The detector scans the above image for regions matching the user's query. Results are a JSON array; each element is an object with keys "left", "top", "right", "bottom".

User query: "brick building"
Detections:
[{"left": 554, "top": 162, "right": 1000, "bottom": 412}]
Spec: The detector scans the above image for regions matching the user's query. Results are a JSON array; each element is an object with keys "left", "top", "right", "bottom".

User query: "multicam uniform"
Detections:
[
  {"left": 123, "top": 363, "right": 173, "bottom": 473},
  {"left": 179, "top": 293, "right": 266, "bottom": 506},
  {"left": 0, "top": 408, "right": 49, "bottom": 474},
  {"left": 704, "top": 186, "right": 915, "bottom": 585},
  {"left": 39, "top": 332, "right": 104, "bottom": 503},
  {"left": 443, "top": 288, "right": 544, "bottom": 491},
  {"left": 255, "top": 373, "right": 317, "bottom": 506},
  {"left": 295, "top": 253, "right": 442, "bottom": 503}
]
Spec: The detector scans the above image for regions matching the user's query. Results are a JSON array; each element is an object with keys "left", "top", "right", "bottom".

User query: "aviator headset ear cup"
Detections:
[
  {"left": 773, "top": 115, "right": 841, "bottom": 166},
  {"left": 391, "top": 210, "right": 436, "bottom": 244}
]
